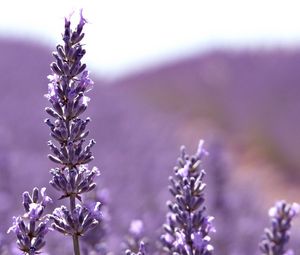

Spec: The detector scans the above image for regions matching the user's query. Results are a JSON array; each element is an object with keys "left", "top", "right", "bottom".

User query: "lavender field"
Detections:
[{"left": 0, "top": 14, "right": 300, "bottom": 255}]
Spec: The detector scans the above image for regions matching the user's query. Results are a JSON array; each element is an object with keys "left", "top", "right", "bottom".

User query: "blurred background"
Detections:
[{"left": 0, "top": 1, "right": 300, "bottom": 254}]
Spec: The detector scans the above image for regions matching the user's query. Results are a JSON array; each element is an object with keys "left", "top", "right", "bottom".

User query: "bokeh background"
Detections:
[{"left": 1, "top": 1, "right": 300, "bottom": 254}]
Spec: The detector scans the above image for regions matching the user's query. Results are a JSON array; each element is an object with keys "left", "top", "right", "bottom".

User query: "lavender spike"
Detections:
[
  {"left": 45, "top": 10, "right": 101, "bottom": 255},
  {"left": 259, "top": 201, "right": 300, "bottom": 255},
  {"left": 8, "top": 188, "right": 52, "bottom": 255},
  {"left": 161, "top": 140, "right": 215, "bottom": 255}
]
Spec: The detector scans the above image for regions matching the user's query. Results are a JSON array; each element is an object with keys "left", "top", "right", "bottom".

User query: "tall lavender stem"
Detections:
[{"left": 45, "top": 10, "right": 101, "bottom": 255}]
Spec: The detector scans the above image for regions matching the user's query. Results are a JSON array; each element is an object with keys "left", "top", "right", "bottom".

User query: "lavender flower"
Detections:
[
  {"left": 45, "top": 9, "right": 95, "bottom": 176},
  {"left": 45, "top": 10, "right": 101, "bottom": 255},
  {"left": 50, "top": 165, "right": 100, "bottom": 201},
  {"left": 259, "top": 201, "right": 300, "bottom": 255},
  {"left": 125, "top": 242, "right": 147, "bottom": 255},
  {"left": 50, "top": 202, "right": 101, "bottom": 236},
  {"left": 8, "top": 188, "right": 52, "bottom": 255},
  {"left": 161, "top": 140, "right": 215, "bottom": 255}
]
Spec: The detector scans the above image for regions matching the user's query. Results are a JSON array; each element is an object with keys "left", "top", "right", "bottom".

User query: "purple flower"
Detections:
[
  {"left": 26, "top": 204, "right": 44, "bottom": 221},
  {"left": 22, "top": 187, "right": 52, "bottom": 217},
  {"left": 8, "top": 188, "right": 51, "bottom": 254},
  {"left": 192, "top": 232, "right": 214, "bottom": 252},
  {"left": 260, "top": 201, "right": 299, "bottom": 255},
  {"left": 44, "top": 10, "right": 102, "bottom": 255},
  {"left": 78, "top": 70, "right": 94, "bottom": 92},
  {"left": 268, "top": 201, "right": 300, "bottom": 219},
  {"left": 174, "top": 231, "right": 186, "bottom": 249},
  {"left": 125, "top": 241, "right": 147, "bottom": 255},
  {"left": 161, "top": 140, "right": 214, "bottom": 255},
  {"left": 50, "top": 166, "right": 99, "bottom": 200},
  {"left": 50, "top": 203, "right": 101, "bottom": 236},
  {"left": 76, "top": 9, "right": 88, "bottom": 37},
  {"left": 79, "top": 94, "right": 91, "bottom": 108}
]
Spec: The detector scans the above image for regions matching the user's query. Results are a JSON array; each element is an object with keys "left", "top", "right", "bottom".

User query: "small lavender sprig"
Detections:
[
  {"left": 8, "top": 187, "right": 52, "bottom": 255},
  {"left": 125, "top": 242, "right": 147, "bottom": 255},
  {"left": 161, "top": 140, "right": 215, "bottom": 255},
  {"left": 259, "top": 201, "right": 300, "bottom": 255},
  {"left": 45, "top": 10, "right": 101, "bottom": 255}
]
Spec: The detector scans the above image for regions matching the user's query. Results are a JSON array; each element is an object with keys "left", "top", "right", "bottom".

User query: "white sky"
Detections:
[{"left": 1, "top": 0, "right": 300, "bottom": 79}]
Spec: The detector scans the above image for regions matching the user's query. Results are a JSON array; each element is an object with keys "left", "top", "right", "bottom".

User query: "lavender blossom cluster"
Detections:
[
  {"left": 8, "top": 10, "right": 101, "bottom": 255},
  {"left": 6, "top": 10, "right": 300, "bottom": 255},
  {"left": 7, "top": 187, "right": 52, "bottom": 254},
  {"left": 46, "top": 10, "right": 102, "bottom": 255},
  {"left": 161, "top": 140, "right": 214, "bottom": 255},
  {"left": 259, "top": 201, "right": 300, "bottom": 255}
]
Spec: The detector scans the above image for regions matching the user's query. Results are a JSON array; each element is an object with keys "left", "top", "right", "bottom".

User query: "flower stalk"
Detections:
[
  {"left": 70, "top": 194, "right": 80, "bottom": 255},
  {"left": 45, "top": 10, "right": 101, "bottom": 255}
]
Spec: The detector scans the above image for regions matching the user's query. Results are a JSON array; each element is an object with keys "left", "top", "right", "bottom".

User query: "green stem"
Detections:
[{"left": 70, "top": 194, "right": 80, "bottom": 255}]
